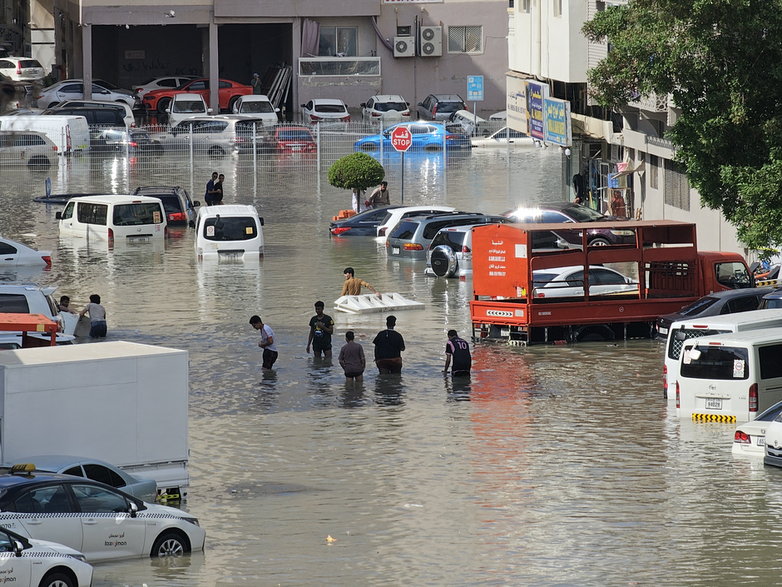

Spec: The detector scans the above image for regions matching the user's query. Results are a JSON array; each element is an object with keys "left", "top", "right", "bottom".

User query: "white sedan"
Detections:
[
  {"left": 300, "top": 98, "right": 350, "bottom": 127},
  {"left": 531, "top": 265, "right": 637, "bottom": 298},
  {"left": 131, "top": 75, "right": 197, "bottom": 106},
  {"left": 0, "top": 237, "right": 51, "bottom": 267},
  {"left": 0, "top": 525, "right": 93, "bottom": 587},
  {"left": 471, "top": 127, "right": 534, "bottom": 148},
  {"left": 35, "top": 80, "right": 135, "bottom": 109},
  {"left": 732, "top": 400, "right": 782, "bottom": 457}
]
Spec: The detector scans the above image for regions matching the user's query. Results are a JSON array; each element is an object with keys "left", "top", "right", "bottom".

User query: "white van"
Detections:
[
  {"left": 195, "top": 204, "right": 264, "bottom": 259},
  {"left": 56, "top": 195, "right": 167, "bottom": 243},
  {"left": 663, "top": 309, "right": 782, "bottom": 400},
  {"left": 677, "top": 328, "right": 782, "bottom": 423},
  {"left": 0, "top": 114, "right": 90, "bottom": 154}
]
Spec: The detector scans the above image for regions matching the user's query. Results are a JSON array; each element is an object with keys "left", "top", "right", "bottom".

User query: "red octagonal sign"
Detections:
[{"left": 390, "top": 126, "right": 413, "bottom": 152}]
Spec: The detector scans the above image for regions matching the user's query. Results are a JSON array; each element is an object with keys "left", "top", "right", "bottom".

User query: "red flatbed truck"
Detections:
[{"left": 469, "top": 220, "right": 753, "bottom": 344}]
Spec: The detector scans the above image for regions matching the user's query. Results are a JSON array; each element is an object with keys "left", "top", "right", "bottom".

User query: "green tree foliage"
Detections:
[
  {"left": 327, "top": 152, "right": 385, "bottom": 192},
  {"left": 583, "top": 0, "right": 782, "bottom": 251}
]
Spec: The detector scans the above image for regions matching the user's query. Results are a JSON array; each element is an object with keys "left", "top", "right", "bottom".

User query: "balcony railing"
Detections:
[
  {"left": 299, "top": 57, "right": 381, "bottom": 77},
  {"left": 635, "top": 92, "right": 668, "bottom": 112}
]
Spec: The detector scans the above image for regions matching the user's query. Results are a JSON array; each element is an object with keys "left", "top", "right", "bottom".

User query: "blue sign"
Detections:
[
  {"left": 526, "top": 81, "right": 546, "bottom": 140},
  {"left": 467, "top": 75, "right": 484, "bottom": 102},
  {"left": 543, "top": 97, "right": 572, "bottom": 146}
]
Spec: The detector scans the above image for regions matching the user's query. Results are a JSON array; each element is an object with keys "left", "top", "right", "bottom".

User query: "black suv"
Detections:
[
  {"left": 386, "top": 212, "right": 511, "bottom": 259},
  {"left": 132, "top": 185, "right": 199, "bottom": 227}
]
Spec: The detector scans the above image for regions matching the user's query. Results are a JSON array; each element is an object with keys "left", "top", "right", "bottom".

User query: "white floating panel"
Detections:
[{"left": 333, "top": 292, "right": 425, "bottom": 314}]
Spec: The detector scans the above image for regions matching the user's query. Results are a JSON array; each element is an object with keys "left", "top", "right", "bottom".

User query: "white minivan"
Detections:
[
  {"left": 0, "top": 114, "right": 90, "bottom": 154},
  {"left": 676, "top": 328, "right": 782, "bottom": 423},
  {"left": 663, "top": 309, "right": 782, "bottom": 400},
  {"left": 195, "top": 204, "right": 264, "bottom": 259},
  {"left": 56, "top": 195, "right": 167, "bottom": 243}
]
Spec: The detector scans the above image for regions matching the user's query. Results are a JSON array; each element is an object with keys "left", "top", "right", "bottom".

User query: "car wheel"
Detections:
[
  {"left": 588, "top": 237, "right": 611, "bottom": 247},
  {"left": 208, "top": 146, "right": 226, "bottom": 158},
  {"left": 156, "top": 97, "right": 171, "bottom": 115},
  {"left": 431, "top": 245, "right": 458, "bottom": 277},
  {"left": 39, "top": 571, "right": 75, "bottom": 587},
  {"left": 151, "top": 530, "right": 190, "bottom": 557},
  {"left": 27, "top": 155, "right": 51, "bottom": 168},
  {"left": 360, "top": 143, "right": 378, "bottom": 151},
  {"left": 424, "top": 144, "right": 441, "bottom": 152},
  {"left": 575, "top": 325, "right": 615, "bottom": 342}
]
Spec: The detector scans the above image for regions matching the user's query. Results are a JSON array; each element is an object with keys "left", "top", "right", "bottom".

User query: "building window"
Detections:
[
  {"left": 649, "top": 155, "right": 659, "bottom": 189},
  {"left": 553, "top": 0, "right": 563, "bottom": 17},
  {"left": 318, "top": 27, "right": 357, "bottom": 57},
  {"left": 448, "top": 26, "right": 482, "bottom": 54},
  {"left": 520, "top": 0, "right": 531, "bottom": 11},
  {"left": 664, "top": 160, "right": 690, "bottom": 211}
]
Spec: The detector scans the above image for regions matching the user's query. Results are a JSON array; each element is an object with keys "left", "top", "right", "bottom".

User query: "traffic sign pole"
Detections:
[
  {"left": 390, "top": 126, "right": 413, "bottom": 205},
  {"left": 401, "top": 152, "right": 405, "bottom": 204}
]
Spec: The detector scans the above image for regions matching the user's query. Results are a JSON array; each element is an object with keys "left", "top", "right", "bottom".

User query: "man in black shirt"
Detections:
[
  {"left": 306, "top": 300, "right": 335, "bottom": 359},
  {"left": 372, "top": 315, "right": 405, "bottom": 374},
  {"left": 443, "top": 329, "right": 471, "bottom": 377}
]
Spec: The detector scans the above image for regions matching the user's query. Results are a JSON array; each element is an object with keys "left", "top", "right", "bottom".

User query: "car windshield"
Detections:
[
  {"left": 112, "top": 203, "right": 163, "bottom": 226},
  {"left": 376, "top": 102, "right": 407, "bottom": 112},
  {"left": 157, "top": 195, "right": 180, "bottom": 215},
  {"left": 677, "top": 297, "right": 719, "bottom": 316},
  {"left": 431, "top": 231, "right": 467, "bottom": 250},
  {"left": 562, "top": 205, "right": 606, "bottom": 222},
  {"left": 680, "top": 345, "right": 749, "bottom": 380},
  {"left": 436, "top": 102, "right": 463, "bottom": 113},
  {"left": 314, "top": 104, "right": 347, "bottom": 114},
  {"left": 173, "top": 101, "right": 204, "bottom": 113},
  {"left": 241, "top": 101, "right": 274, "bottom": 113},
  {"left": 531, "top": 271, "right": 562, "bottom": 286},
  {"left": 203, "top": 216, "right": 258, "bottom": 241}
]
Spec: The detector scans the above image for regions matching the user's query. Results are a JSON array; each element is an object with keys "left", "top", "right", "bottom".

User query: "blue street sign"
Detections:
[{"left": 467, "top": 75, "right": 484, "bottom": 102}]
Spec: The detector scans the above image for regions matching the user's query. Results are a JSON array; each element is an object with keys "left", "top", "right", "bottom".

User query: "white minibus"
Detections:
[
  {"left": 195, "top": 204, "right": 264, "bottom": 259},
  {"left": 677, "top": 328, "right": 782, "bottom": 423},
  {"left": 663, "top": 309, "right": 782, "bottom": 400},
  {"left": 56, "top": 195, "right": 167, "bottom": 243}
]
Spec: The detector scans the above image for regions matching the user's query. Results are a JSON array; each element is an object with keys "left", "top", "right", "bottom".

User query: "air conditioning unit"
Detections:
[
  {"left": 419, "top": 25, "right": 443, "bottom": 57},
  {"left": 393, "top": 36, "right": 415, "bottom": 58}
]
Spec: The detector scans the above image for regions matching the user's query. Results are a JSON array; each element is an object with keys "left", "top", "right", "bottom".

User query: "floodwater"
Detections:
[{"left": 3, "top": 146, "right": 782, "bottom": 586}]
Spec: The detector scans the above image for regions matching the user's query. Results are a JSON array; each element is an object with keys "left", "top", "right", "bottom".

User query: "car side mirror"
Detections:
[
  {"left": 207, "top": 107, "right": 213, "bottom": 114},
  {"left": 406, "top": 102, "right": 410, "bottom": 107},
  {"left": 193, "top": 200, "right": 201, "bottom": 207},
  {"left": 300, "top": 104, "right": 305, "bottom": 108},
  {"left": 360, "top": 103, "right": 366, "bottom": 108},
  {"left": 274, "top": 107, "right": 280, "bottom": 113},
  {"left": 259, "top": 217, "right": 265, "bottom": 226},
  {"left": 55, "top": 211, "right": 62, "bottom": 220},
  {"left": 128, "top": 501, "right": 138, "bottom": 518},
  {"left": 12, "top": 540, "right": 24, "bottom": 557},
  {"left": 417, "top": 102, "right": 424, "bottom": 107}
]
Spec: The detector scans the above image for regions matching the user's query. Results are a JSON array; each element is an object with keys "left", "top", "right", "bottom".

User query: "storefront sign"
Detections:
[
  {"left": 506, "top": 75, "right": 528, "bottom": 135},
  {"left": 543, "top": 97, "right": 572, "bottom": 147},
  {"left": 526, "top": 81, "right": 548, "bottom": 141}
]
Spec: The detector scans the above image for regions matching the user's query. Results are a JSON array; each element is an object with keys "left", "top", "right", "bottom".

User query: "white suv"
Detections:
[
  {"left": 0, "top": 284, "right": 76, "bottom": 345},
  {"left": 0, "top": 57, "right": 44, "bottom": 82}
]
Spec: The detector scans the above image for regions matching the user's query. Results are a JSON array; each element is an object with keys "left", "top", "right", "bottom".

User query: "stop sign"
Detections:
[{"left": 390, "top": 126, "right": 413, "bottom": 152}]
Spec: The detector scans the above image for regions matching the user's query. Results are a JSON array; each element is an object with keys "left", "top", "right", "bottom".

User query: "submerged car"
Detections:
[
  {"left": 329, "top": 205, "right": 402, "bottom": 237},
  {"left": 270, "top": 125, "right": 316, "bottom": 153},
  {"left": 733, "top": 400, "right": 782, "bottom": 457},
  {"left": 0, "top": 468, "right": 206, "bottom": 562},
  {"left": 133, "top": 185, "right": 199, "bottom": 227},
  {"left": 354, "top": 122, "right": 471, "bottom": 152},
  {"left": 471, "top": 127, "right": 534, "bottom": 148},
  {"left": 0, "top": 237, "right": 51, "bottom": 267}
]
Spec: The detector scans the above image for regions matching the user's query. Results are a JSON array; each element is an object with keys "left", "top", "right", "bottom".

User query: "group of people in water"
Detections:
[
  {"left": 57, "top": 294, "right": 108, "bottom": 338},
  {"left": 249, "top": 267, "right": 472, "bottom": 382}
]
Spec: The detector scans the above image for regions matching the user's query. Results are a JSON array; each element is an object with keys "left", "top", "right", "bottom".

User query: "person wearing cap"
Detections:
[
  {"left": 251, "top": 72, "right": 262, "bottom": 95},
  {"left": 372, "top": 315, "right": 405, "bottom": 374},
  {"left": 341, "top": 267, "right": 380, "bottom": 296},
  {"left": 306, "top": 300, "right": 335, "bottom": 359}
]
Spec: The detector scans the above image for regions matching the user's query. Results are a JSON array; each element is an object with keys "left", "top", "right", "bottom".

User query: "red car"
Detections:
[
  {"left": 271, "top": 125, "right": 316, "bottom": 153},
  {"left": 142, "top": 78, "right": 253, "bottom": 114}
]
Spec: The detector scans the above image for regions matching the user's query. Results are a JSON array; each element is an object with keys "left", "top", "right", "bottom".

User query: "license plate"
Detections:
[
  {"left": 705, "top": 397, "right": 722, "bottom": 410},
  {"left": 127, "top": 236, "right": 150, "bottom": 244},
  {"left": 392, "top": 247, "right": 400, "bottom": 255},
  {"left": 658, "top": 327, "right": 668, "bottom": 335},
  {"left": 757, "top": 436, "right": 765, "bottom": 446}
]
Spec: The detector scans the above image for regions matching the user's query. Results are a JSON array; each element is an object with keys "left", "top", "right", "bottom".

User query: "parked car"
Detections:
[
  {"left": 761, "top": 288, "right": 782, "bottom": 309},
  {"left": 424, "top": 223, "right": 497, "bottom": 278},
  {"left": 732, "top": 400, "right": 782, "bottom": 457},
  {"left": 166, "top": 92, "right": 210, "bottom": 126},
  {"left": 531, "top": 265, "right": 637, "bottom": 299},
  {"left": 0, "top": 523, "right": 93, "bottom": 586},
  {"left": 0, "top": 130, "right": 58, "bottom": 167},
  {"left": 92, "top": 79, "right": 134, "bottom": 100},
  {"left": 354, "top": 122, "right": 472, "bottom": 152},
  {"left": 49, "top": 99, "right": 135, "bottom": 128},
  {"left": 655, "top": 287, "right": 774, "bottom": 339},
  {"left": 132, "top": 76, "right": 198, "bottom": 106},
  {"left": 0, "top": 237, "right": 51, "bottom": 267},
  {"left": 0, "top": 468, "right": 206, "bottom": 562},
  {"left": 329, "top": 205, "right": 403, "bottom": 237},
  {"left": 765, "top": 409, "right": 782, "bottom": 469},
  {"left": 300, "top": 98, "right": 350, "bottom": 127},
  {"left": 141, "top": 78, "right": 253, "bottom": 114},
  {"left": 133, "top": 185, "right": 199, "bottom": 227},
  {"left": 11, "top": 455, "right": 158, "bottom": 502},
  {"left": 195, "top": 204, "right": 264, "bottom": 259},
  {"left": 505, "top": 201, "right": 636, "bottom": 248},
  {"left": 447, "top": 109, "right": 489, "bottom": 136},
  {"left": 128, "top": 129, "right": 163, "bottom": 154},
  {"left": 417, "top": 94, "right": 466, "bottom": 121},
  {"left": 269, "top": 124, "right": 316, "bottom": 153},
  {"left": 471, "top": 127, "right": 534, "bottom": 148},
  {"left": 386, "top": 212, "right": 510, "bottom": 259},
  {"left": 154, "top": 116, "right": 269, "bottom": 157},
  {"left": 0, "top": 57, "right": 44, "bottom": 82},
  {"left": 360, "top": 95, "right": 411, "bottom": 123},
  {"left": 376, "top": 205, "right": 457, "bottom": 239},
  {"left": 56, "top": 195, "right": 168, "bottom": 243},
  {"left": 35, "top": 80, "right": 135, "bottom": 108},
  {"left": 231, "top": 94, "right": 279, "bottom": 125}
]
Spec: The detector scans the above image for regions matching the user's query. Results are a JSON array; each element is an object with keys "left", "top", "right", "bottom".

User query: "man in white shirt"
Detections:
[{"left": 249, "top": 315, "right": 278, "bottom": 371}]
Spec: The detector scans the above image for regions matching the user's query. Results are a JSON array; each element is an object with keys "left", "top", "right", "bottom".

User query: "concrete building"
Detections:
[
  {"left": 20, "top": 0, "right": 508, "bottom": 120},
  {"left": 506, "top": 0, "right": 744, "bottom": 254}
]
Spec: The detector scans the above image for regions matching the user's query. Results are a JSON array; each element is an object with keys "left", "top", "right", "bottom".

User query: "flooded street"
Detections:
[{"left": 3, "top": 147, "right": 782, "bottom": 585}]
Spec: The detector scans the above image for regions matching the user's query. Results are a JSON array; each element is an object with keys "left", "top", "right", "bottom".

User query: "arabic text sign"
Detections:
[
  {"left": 543, "top": 97, "right": 572, "bottom": 146},
  {"left": 526, "top": 81, "right": 548, "bottom": 140},
  {"left": 467, "top": 75, "right": 484, "bottom": 102}
]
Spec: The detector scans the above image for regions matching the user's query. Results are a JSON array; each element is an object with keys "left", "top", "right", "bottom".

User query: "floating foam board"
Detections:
[{"left": 333, "top": 292, "right": 425, "bottom": 314}]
